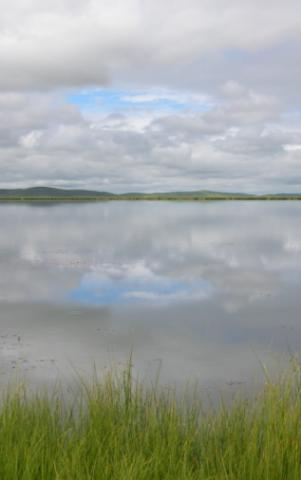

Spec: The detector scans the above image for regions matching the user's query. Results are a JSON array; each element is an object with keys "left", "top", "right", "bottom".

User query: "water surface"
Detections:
[{"left": 0, "top": 201, "right": 300, "bottom": 390}]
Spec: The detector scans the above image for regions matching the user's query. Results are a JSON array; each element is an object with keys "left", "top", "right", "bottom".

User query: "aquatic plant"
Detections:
[{"left": 0, "top": 362, "right": 301, "bottom": 479}]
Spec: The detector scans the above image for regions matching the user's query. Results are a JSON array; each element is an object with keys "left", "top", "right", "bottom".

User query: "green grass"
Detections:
[{"left": 1, "top": 363, "right": 301, "bottom": 479}]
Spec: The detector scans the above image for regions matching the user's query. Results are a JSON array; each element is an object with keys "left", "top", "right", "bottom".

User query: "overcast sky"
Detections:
[{"left": 1, "top": 0, "right": 301, "bottom": 192}]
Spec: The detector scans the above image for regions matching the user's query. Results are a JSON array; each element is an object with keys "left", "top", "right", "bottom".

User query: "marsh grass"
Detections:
[{"left": 0, "top": 362, "right": 301, "bottom": 479}]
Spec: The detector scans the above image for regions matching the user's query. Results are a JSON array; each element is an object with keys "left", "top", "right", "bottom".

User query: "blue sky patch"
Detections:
[{"left": 67, "top": 88, "right": 214, "bottom": 115}]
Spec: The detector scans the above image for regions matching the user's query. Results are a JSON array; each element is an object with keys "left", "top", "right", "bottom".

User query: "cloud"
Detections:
[
  {"left": 0, "top": 2, "right": 300, "bottom": 191},
  {"left": 283, "top": 144, "right": 301, "bottom": 152},
  {"left": 0, "top": 0, "right": 301, "bottom": 95},
  {"left": 121, "top": 90, "right": 211, "bottom": 106},
  {"left": 0, "top": 82, "right": 300, "bottom": 193}
]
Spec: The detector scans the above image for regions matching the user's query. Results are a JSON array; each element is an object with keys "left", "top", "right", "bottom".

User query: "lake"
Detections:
[{"left": 0, "top": 201, "right": 300, "bottom": 391}]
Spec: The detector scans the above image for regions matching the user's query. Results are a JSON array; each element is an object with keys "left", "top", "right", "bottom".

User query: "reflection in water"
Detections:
[{"left": 0, "top": 201, "right": 300, "bottom": 389}]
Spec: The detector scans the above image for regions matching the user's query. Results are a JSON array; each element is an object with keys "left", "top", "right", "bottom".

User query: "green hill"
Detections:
[
  {"left": 0, "top": 187, "right": 111, "bottom": 197},
  {"left": 0, "top": 187, "right": 300, "bottom": 201}
]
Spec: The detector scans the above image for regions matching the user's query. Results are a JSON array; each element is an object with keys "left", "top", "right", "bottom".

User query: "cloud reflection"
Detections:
[{"left": 0, "top": 201, "right": 301, "bottom": 388}]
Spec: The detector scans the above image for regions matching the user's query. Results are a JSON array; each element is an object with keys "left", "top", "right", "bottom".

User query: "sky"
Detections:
[{"left": 1, "top": 0, "right": 301, "bottom": 193}]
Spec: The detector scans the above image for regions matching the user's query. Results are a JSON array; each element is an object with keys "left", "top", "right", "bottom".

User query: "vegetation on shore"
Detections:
[
  {"left": 0, "top": 187, "right": 301, "bottom": 202},
  {"left": 1, "top": 363, "right": 301, "bottom": 479}
]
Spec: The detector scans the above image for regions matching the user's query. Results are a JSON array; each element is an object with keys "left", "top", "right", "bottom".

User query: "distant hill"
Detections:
[
  {"left": 0, "top": 187, "right": 300, "bottom": 201},
  {"left": 119, "top": 190, "right": 251, "bottom": 197},
  {"left": 0, "top": 187, "right": 112, "bottom": 197},
  {"left": 0, "top": 187, "right": 245, "bottom": 198}
]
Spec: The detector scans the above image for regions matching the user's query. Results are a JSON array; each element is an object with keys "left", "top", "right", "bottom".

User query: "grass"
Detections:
[{"left": 0, "top": 362, "right": 301, "bottom": 479}]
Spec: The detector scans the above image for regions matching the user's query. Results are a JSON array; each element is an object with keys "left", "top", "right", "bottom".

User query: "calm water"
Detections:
[{"left": 0, "top": 201, "right": 300, "bottom": 390}]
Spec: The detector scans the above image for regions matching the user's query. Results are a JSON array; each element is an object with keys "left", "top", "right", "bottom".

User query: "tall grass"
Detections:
[{"left": 0, "top": 362, "right": 301, "bottom": 479}]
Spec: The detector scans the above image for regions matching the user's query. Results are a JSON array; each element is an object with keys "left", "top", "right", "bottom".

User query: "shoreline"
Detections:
[{"left": 0, "top": 195, "right": 301, "bottom": 202}]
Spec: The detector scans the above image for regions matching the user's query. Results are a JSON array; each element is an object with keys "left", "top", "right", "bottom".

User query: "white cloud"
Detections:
[
  {"left": 0, "top": 2, "right": 300, "bottom": 191},
  {"left": 19, "top": 130, "right": 42, "bottom": 149},
  {"left": 283, "top": 144, "right": 301, "bottom": 152},
  {"left": 121, "top": 90, "right": 211, "bottom": 106},
  {"left": 0, "top": 0, "right": 301, "bottom": 92},
  {"left": 0, "top": 83, "right": 300, "bottom": 193}
]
